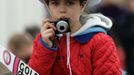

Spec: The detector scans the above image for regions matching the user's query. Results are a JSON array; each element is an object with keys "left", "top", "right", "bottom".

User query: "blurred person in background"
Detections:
[
  {"left": 0, "top": 33, "right": 33, "bottom": 75},
  {"left": 117, "top": 0, "right": 134, "bottom": 75},
  {"left": 7, "top": 33, "right": 33, "bottom": 64}
]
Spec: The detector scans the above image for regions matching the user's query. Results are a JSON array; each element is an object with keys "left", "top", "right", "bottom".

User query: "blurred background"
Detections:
[
  {"left": 0, "top": 0, "right": 45, "bottom": 47},
  {"left": 0, "top": 0, "right": 134, "bottom": 75}
]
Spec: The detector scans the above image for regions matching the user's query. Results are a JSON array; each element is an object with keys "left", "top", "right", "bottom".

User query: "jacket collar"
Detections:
[{"left": 74, "top": 32, "right": 98, "bottom": 44}]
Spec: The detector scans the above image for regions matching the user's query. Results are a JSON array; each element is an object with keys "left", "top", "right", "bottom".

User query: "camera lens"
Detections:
[
  {"left": 56, "top": 21, "right": 68, "bottom": 33},
  {"left": 59, "top": 26, "right": 65, "bottom": 30}
]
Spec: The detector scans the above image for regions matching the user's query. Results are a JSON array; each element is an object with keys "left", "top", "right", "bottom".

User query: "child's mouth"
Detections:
[
  {"left": 59, "top": 16, "right": 69, "bottom": 19},
  {"left": 58, "top": 16, "right": 70, "bottom": 21}
]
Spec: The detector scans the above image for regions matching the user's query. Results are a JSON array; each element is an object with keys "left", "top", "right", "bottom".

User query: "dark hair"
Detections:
[{"left": 40, "top": 0, "right": 87, "bottom": 6}]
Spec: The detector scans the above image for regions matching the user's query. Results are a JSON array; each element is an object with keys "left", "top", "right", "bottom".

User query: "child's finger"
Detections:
[
  {"left": 45, "top": 28, "right": 55, "bottom": 36},
  {"left": 42, "top": 22, "right": 56, "bottom": 31},
  {"left": 41, "top": 31, "right": 55, "bottom": 41},
  {"left": 42, "top": 18, "right": 50, "bottom": 26},
  {"left": 41, "top": 28, "right": 55, "bottom": 38}
]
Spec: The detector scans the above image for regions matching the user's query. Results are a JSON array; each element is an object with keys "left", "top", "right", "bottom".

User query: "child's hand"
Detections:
[{"left": 41, "top": 18, "right": 56, "bottom": 48}]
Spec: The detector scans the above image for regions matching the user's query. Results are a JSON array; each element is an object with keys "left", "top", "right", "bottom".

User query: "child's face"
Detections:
[{"left": 48, "top": 0, "right": 84, "bottom": 25}]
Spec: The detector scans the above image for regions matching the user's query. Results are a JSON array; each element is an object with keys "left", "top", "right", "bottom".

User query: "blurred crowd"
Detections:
[{"left": 1, "top": 0, "right": 134, "bottom": 75}]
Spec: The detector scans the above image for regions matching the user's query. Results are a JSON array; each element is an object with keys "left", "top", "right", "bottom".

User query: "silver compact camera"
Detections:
[{"left": 52, "top": 18, "right": 71, "bottom": 34}]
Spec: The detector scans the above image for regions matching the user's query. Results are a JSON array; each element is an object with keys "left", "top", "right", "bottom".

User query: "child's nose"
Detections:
[{"left": 59, "top": 4, "right": 67, "bottom": 13}]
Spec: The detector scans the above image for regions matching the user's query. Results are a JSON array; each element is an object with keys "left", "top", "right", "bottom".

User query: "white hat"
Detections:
[{"left": 40, "top": 0, "right": 101, "bottom": 7}]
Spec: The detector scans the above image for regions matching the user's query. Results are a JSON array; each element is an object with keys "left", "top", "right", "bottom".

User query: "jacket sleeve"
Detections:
[
  {"left": 28, "top": 33, "right": 57, "bottom": 75},
  {"left": 91, "top": 33, "right": 121, "bottom": 75}
]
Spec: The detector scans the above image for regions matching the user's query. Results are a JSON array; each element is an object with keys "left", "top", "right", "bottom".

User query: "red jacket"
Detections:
[{"left": 29, "top": 32, "right": 121, "bottom": 75}]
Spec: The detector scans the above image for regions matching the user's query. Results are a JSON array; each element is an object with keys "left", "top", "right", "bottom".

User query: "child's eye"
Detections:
[
  {"left": 66, "top": 1, "right": 75, "bottom": 6},
  {"left": 50, "top": 1, "right": 59, "bottom": 6}
]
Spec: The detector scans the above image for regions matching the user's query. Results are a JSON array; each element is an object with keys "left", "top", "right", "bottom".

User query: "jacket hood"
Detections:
[{"left": 71, "top": 13, "right": 112, "bottom": 37}]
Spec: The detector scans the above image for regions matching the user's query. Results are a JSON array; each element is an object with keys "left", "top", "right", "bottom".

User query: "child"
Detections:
[{"left": 29, "top": 0, "right": 121, "bottom": 75}]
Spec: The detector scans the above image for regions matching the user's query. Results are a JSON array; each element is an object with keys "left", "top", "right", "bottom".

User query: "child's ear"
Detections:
[
  {"left": 80, "top": 6, "right": 84, "bottom": 12},
  {"left": 80, "top": 1, "right": 88, "bottom": 12}
]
